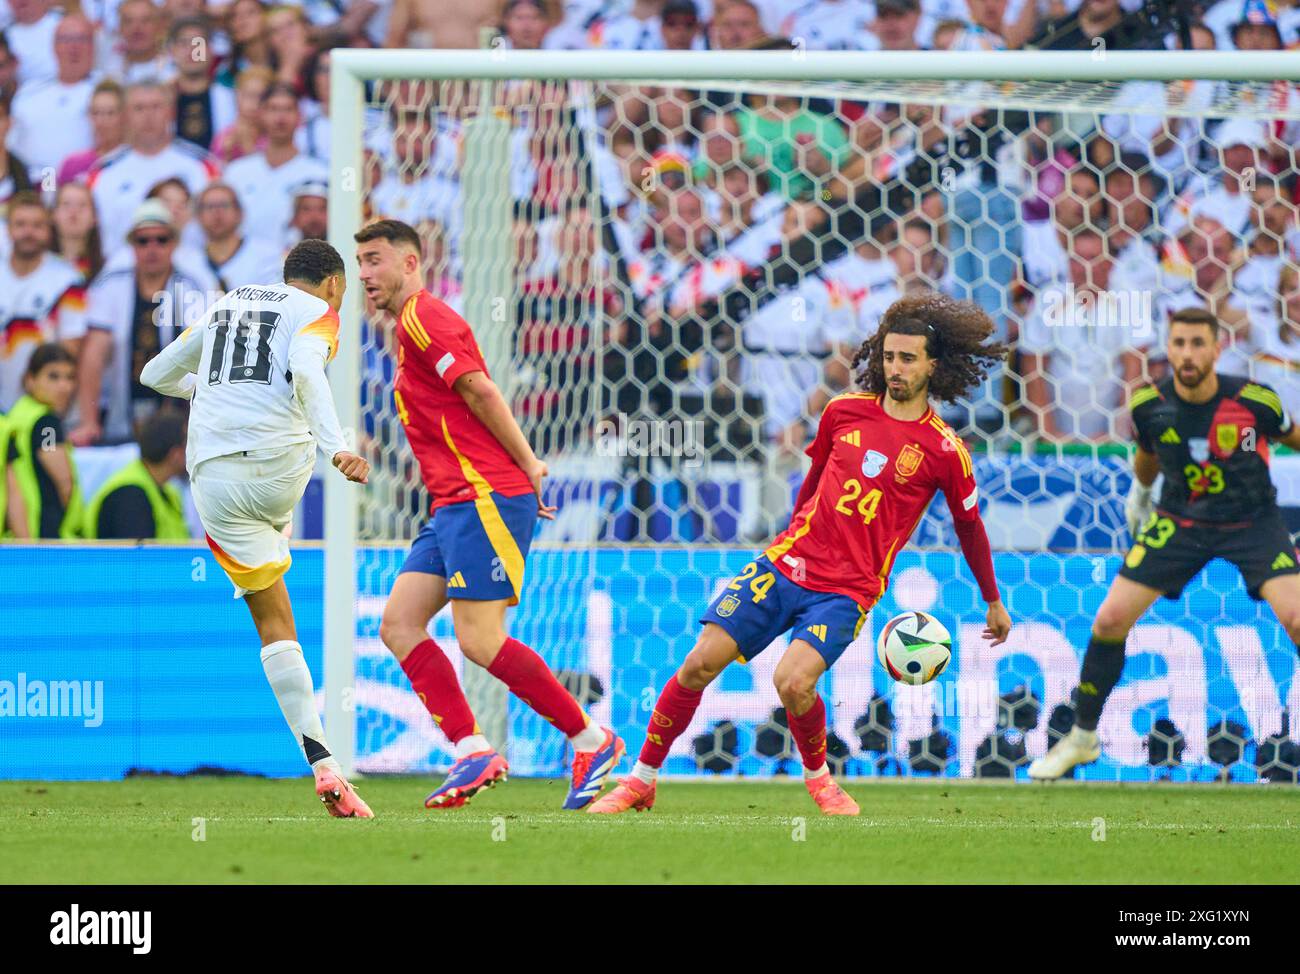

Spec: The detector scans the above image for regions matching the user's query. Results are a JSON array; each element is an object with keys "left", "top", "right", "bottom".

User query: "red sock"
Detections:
[
  {"left": 786, "top": 696, "right": 828, "bottom": 772},
  {"left": 400, "top": 639, "right": 478, "bottom": 745},
  {"left": 487, "top": 637, "right": 587, "bottom": 737},
  {"left": 637, "top": 675, "right": 704, "bottom": 768}
]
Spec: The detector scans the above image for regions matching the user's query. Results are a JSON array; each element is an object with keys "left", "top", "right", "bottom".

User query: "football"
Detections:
[{"left": 877, "top": 611, "right": 953, "bottom": 686}]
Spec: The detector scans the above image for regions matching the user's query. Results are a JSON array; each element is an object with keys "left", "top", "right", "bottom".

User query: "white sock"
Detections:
[
  {"left": 804, "top": 763, "right": 830, "bottom": 780},
  {"left": 569, "top": 720, "right": 606, "bottom": 753},
  {"left": 260, "top": 640, "right": 335, "bottom": 771},
  {"left": 455, "top": 734, "right": 492, "bottom": 759},
  {"left": 630, "top": 760, "right": 659, "bottom": 785}
]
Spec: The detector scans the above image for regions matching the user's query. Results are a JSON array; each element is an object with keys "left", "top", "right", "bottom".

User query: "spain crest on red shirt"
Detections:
[{"left": 896, "top": 444, "right": 925, "bottom": 479}]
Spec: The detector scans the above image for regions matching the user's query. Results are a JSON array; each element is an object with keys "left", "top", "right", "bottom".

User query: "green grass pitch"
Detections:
[{"left": 3, "top": 776, "right": 1297, "bottom": 884}]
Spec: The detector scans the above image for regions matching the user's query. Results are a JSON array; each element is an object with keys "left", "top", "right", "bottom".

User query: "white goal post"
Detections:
[{"left": 324, "top": 49, "right": 1300, "bottom": 779}]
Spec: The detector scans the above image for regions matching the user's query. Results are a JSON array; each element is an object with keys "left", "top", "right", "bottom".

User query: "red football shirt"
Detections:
[
  {"left": 393, "top": 290, "right": 534, "bottom": 509},
  {"left": 764, "top": 392, "right": 982, "bottom": 608}
]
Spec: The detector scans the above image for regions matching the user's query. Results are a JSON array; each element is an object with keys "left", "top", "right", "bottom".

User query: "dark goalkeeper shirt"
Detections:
[{"left": 1130, "top": 374, "right": 1294, "bottom": 524}]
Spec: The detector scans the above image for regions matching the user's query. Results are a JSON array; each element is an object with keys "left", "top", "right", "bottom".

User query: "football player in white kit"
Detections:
[{"left": 140, "top": 239, "right": 375, "bottom": 818}]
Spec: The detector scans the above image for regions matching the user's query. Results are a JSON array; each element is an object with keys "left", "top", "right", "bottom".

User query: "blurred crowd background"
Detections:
[{"left": 2, "top": 0, "right": 1300, "bottom": 542}]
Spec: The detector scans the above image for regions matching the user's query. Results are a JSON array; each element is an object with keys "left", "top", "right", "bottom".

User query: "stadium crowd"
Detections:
[{"left": 1, "top": 0, "right": 1299, "bottom": 540}]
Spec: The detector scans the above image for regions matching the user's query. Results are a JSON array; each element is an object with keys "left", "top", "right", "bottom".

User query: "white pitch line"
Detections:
[{"left": 194, "top": 815, "right": 1298, "bottom": 830}]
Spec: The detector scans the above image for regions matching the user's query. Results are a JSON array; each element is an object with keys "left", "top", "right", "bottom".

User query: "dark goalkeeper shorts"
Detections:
[{"left": 1118, "top": 508, "right": 1300, "bottom": 601}]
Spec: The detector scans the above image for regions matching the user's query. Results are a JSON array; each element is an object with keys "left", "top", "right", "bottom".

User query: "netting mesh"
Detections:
[{"left": 346, "top": 72, "right": 1300, "bottom": 782}]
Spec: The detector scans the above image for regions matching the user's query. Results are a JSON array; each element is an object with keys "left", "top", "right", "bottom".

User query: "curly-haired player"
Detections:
[{"left": 589, "top": 293, "right": 1014, "bottom": 815}]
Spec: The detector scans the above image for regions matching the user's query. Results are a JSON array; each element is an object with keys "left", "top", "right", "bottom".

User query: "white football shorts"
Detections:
[{"left": 191, "top": 441, "right": 316, "bottom": 597}]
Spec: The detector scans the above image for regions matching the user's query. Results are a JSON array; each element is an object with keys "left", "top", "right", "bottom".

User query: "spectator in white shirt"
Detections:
[
  {"left": 1164, "top": 118, "right": 1269, "bottom": 243},
  {"left": 5, "top": 0, "right": 61, "bottom": 86},
  {"left": 286, "top": 179, "right": 328, "bottom": 247},
  {"left": 781, "top": 0, "right": 876, "bottom": 51},
  {"left": 0, "top": 191, "right": 86, "bottom": 409},
  {"left": 195, "top": 180, "right": 282, "bottom": 290},
  {"left": 8, "top": 12, "right": 97, "bottom": 180},
  {"left": 710, "top": 162, "right": 784, "bottom": 266},
  {"left": 1021, "top": 226, "right": 1151, "bottom": 440},
  {"left": 88, "top": 79, "right": 221, "bottom": 255},
  {"left": 741, "top": 270, "right": 856, "bottom": 537},
  {"left": 1232, "top": 181, "right": 1300, "bottom": 327},
  {"left": 73, "top": 198, "right": 219, "bottom": 445},
  {"left": 105, "top": 0, "right": 171, "bottom": 83},
  {"left": 1021, "top": 166, "right": 1105, "bottom": 295},
  {"left": 222, "top": 82, "right": 328, "bottom": 255},
  {"left": 589, "top": 0, "right": 672, "bottom": 49},
  {"left": 1251, "top": 263, "right": 1300, "bottom": 418}
]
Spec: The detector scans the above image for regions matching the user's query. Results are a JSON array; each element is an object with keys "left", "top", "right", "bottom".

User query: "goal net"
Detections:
[{"left": 326, "top": 50, "right": 1300, "bottom": 784}]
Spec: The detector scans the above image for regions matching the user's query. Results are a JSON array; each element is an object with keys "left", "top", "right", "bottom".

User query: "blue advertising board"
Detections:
[{"left": 1, "top": 545, "right": 1295, "bottom": 782}]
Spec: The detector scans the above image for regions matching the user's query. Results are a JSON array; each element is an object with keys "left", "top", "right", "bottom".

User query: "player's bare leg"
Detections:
[
  {"left": 589, "top": 623, "right": 741, "bottom": 814},
  {"left": 453, "top": 597, "right": 622, "bottom": 809},
  {"left": 381, "top": 572, "right": 506, "bottom": 808},
  {"left": 1029, "top": 575, "right": 1162, "bottom": 781},
  {"left": 1259, "top": 575, "right": 1300, "bottom": 652},
  {"left": 246, "top": 580, "right": 372, "bottom": 818},
  {"left": 774, "top": 641, "right": 859, "bottom": 815},
  {"left": 380, "top": 571, "right": 450, "bottom": 662}
]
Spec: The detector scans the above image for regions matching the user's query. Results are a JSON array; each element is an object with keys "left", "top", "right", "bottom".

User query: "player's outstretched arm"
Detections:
[
  {"left": 453, "top": 370, "right": 556, "bottom": 519},
  {"left": 952, "top": 515, "right": 1011, "bottom": 646},
  {"left": 941, "top": 435, "right": 1010, "bottom": 646},
  {"left": 287, "top": 338, "right": 368, "bottom": 484},
  {"left": 139, "top": 326, "right": 202, "bottom": 400}
]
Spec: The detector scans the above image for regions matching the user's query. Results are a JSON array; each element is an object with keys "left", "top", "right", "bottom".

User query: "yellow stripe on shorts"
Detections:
[{"left": 440, "top": 418, "right": 526, "bottom": 605}]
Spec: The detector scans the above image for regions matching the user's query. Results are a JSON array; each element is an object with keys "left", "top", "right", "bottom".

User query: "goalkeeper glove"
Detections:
[{"left": 1125, "top": 481, "right": 1154, "bottom": 540}]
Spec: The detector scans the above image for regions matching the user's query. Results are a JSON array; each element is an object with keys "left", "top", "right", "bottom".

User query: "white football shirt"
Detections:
[
  {"left": 0, "top": 252, "right": 86, "bottom": 409},
  {"left": 88, "top": 142, "right": 221, "bottom": 248},
  {"left": 143, "top": 282, "right": 342, "bottom": 469},
  {"left": 222, "top": 151, "right": 329, "bottom": 256},
  {"left": 7, "top": 76, "right": 95, "bottom": 174}
]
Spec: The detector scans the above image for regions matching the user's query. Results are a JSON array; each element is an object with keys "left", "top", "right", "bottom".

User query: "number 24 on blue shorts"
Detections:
[{"left": 700, "top": 554, "right": 869, "bottom": 666}]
